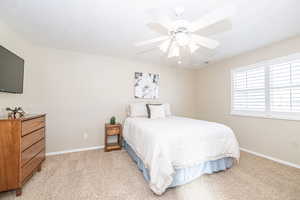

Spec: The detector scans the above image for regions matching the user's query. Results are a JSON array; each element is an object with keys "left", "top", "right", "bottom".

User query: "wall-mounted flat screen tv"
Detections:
[{"left": 0, "top": 45, "right": 24, "bottom": 94}]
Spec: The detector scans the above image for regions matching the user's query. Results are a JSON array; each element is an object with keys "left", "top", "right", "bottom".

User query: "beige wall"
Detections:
[
  {"left": 196, "top": 36, "right": 300, "bottom": 165},
  {"left": 0, "top": 21, "right": 197, "bottom": 153}
]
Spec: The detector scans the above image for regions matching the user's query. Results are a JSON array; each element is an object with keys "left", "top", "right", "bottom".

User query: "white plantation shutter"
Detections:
[
  {"left": 270, "top": 61, "right": 300, "bottom": 113},
  {"left": 231, "top": 53, "right": 300, "bottom": 120},
  {"left": 232, "top": 67, "right": 265, "bottom": 112},
  {"left": 291, "top": 62, "right": 300, "bottom": 113}
]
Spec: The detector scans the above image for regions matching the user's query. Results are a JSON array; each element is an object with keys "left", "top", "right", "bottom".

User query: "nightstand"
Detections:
[{"left": 105, "top": 123, "right": 122, "bottom": 152}]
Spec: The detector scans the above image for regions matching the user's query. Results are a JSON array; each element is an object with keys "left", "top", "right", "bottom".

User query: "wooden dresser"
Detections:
[{"left": 0, "top": 114, "right": 46, "bottom": 196}]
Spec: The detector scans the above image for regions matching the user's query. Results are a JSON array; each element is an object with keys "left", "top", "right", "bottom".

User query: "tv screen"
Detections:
[{"left": 0, "top": 45, "right": 24, "bottom": 94}]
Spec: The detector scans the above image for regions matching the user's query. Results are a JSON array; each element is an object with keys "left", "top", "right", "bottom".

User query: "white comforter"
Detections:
[{"left": 123, "top": 116, "right": 240, "bottom": 195}]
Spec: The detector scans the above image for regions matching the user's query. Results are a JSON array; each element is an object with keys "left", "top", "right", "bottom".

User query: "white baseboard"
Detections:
[
  {"left": 240, "top": 147, "right": 300, "bottom": 169},
  {"left": 46, "top": 145, "right": 104, "bottom": 156}
]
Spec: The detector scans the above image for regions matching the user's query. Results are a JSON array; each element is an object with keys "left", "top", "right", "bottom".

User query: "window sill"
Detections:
[{"left": 230, "top": 111, "right": 300, "bottom": 121}]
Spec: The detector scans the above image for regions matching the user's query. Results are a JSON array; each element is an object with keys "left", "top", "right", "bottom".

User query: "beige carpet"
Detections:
[{"left": 1, "top": 149, "right": 299, "bottom": 200}]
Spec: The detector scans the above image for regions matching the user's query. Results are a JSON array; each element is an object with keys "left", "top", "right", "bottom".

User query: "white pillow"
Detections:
[
  {"left": 129, "top": 102, "right": 148, "bottom": 117},
  {"left": 149, "top": 105, "right": 166, "bottom": 119},
  {"left": 164, "top": 103, "right": 171, "bottom": 116}
]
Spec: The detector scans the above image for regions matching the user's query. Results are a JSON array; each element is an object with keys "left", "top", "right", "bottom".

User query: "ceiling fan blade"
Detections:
[
  {"left": 136, "top": 47, "right": 158, "bottom": 55},
  {"left": 191, "top": 34, "right": 219, "bottom": 49},
  {"left": 146, "top": 21, "right": 170, "bottom": 35},
  {"left": 159, "top": 39, "right": 172, "bottom": 52},
  {"left": 194, "top": 19, "right": 232, "bottom": 36},
  {"left": 190, "top": 5, "right": 236, "bottom": 32},
  {"left": 134, "top": 36, "right": 169, "bottom": 47}
]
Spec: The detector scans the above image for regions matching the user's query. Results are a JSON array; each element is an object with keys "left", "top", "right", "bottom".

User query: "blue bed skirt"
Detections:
[{"left": 124, "top": 140, "right": 234, "bottom": 187}]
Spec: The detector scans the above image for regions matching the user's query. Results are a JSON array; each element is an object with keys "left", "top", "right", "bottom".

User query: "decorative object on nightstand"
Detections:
[
  {"left": 110, "top": 116, "right": 116, "bottom": 125},
  {"left": 105, "top": 123, "right": 122, "bottom": 152}
]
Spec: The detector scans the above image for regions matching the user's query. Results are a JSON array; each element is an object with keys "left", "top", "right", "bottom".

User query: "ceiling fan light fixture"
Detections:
[
  {"left": 168, "top": 45, "right": 180, "bottom": 58},
  {"left": 175, "top": 32, "right": 190, "bottom": 46},
  {"left": 135, "top": 5, "right": 234, "bottom": 63}
]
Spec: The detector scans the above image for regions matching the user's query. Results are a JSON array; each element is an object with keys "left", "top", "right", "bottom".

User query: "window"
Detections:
[{"left": 231, "top": 53, "right": 300, "bottom": 120}]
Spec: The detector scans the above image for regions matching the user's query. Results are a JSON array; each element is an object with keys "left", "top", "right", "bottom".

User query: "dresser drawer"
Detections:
[
  {"left": 21, "top": 139, "right": 45, "bottom": 167},
  {"left": 21, "top": 150, "right": 45, "bottom": 183},
  {"left": 22, "top": 117, "right": 45, "bottom": 136},
  {"left": 107, "top": 127, "right": 120, "bottom": 136},
  {"left": 21, "top": 128, "right": 45, "bottom": 152}
]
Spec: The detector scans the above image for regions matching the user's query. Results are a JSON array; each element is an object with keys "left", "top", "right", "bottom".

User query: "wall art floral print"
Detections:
[{"left": 134, "top": 72, "right": 159, "bottom": 99}]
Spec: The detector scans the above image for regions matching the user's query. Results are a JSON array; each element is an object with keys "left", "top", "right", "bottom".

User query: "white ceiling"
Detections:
[{"left": 0, "top": 0, "right": 300, "bottom": 68}]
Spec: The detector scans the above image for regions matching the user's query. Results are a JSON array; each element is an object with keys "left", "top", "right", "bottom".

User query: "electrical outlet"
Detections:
[{"left": 83, "top": 132, "right": 88, "bottom": 140}]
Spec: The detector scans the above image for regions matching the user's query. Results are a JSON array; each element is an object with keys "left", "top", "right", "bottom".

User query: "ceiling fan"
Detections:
[{"left": 135, "top": 5, "right": 235, "bottom": 60}]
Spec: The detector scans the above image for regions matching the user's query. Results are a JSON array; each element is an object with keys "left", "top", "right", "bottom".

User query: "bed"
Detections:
[{"left": 123, "top": 116, "right": 240, "bottom": 195}]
